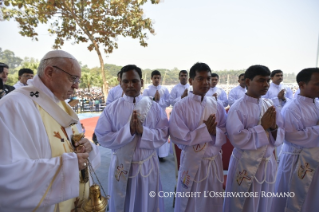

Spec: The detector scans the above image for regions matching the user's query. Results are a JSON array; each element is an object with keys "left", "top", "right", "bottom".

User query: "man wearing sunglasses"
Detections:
[{"left": 0, "top": 50, "right": 100, "bottom": 212}]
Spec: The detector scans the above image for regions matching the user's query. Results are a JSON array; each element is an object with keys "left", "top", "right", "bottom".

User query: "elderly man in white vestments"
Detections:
[
  {"left": 228, "top": 73, "right": 246, "bottom": 106},
  {"left": 143, "top": 70, "right": 171, "bottom": 161},
  {"left": 271, "top": 68, "right": 319, "bottom": 212},
  {"left": 0, "top": 50, "right": 101, "bottom": 212},
  {"left": 95, "top": 65, "right": 169, "bottom": 212},
  {"left": 106, "top": 71, "right": 123, "bottom": 105},
  {"left": 223, "top": 65, "right": 284, "bottom": 212},
  {"left": 169, "top": 70, "right": 190, "bottom": 107},
  {"left": 170, "top": 62, "right": 227, "bottom": 212}
]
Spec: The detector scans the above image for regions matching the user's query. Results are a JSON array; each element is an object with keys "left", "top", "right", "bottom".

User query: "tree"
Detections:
[
  {"left": 0, "top": 48, "right": 23, "bottom": 70},
  {"left": 80, "top": 73, "right": 95, "bottom": 92},
  {"left": 2, "top": 0, "right": 160, "bottom": 99},
  {"left": 18, "top": 57, "right": 40, "bottom": 74}
]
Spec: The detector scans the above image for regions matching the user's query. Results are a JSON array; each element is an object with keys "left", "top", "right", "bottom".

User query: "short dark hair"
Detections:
[
  {"left": 0, "top": 63, "right": 9, "bottom": 74},
  {"left": 296, "top": 68, "right": 319, "bottom": 84},
  {"left": 18, "top": 68, "right": 34, "bottom": 77},
  {"left": 189, "top": 62, "right": 211, "bottom": 79},
  {"left": 151, "top": 70, "right": 161, "bottom": 78},
  {"left": 244, "top": 65, "right": 271, "bottom": 80},
  {"left": 271, "top": 69, "right": 283, "bottom": 77},
  {"left": 117, "top": 71, "right": 121, "bottom": 77},
  {"left": 120, "top": 65, "right": 142, "bottom": 79},
  {"left": 179, "top": 70, "right": 188, "bottom": 76},
  {"left": 211, "top": 73, "right": 219, "bottom": 78},
  {"left": 238, "top": 73, "right": 245, "bottom": 79}
]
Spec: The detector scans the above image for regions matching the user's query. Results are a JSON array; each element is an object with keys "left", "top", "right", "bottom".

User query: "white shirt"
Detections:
[
  {"left": 228, "top": 85, "right": 246, "bottom": 106},
  {"left": 169, "top": 83, "right": 190, "bottom": 106},
  {"left": 13, "top": 81, "right": 25, "bottom": 89},
  {"left": 143, "top": 85, "right": 170, "bottom": 110},
  {"left": 206, "top": 86, "right": 228, "bottom": 107},
  {"left": 263, "top": 82, "right": 293, "bottom": 107},
  {"left": 106, "top": 84, "right": 123, "bottom": 104}
]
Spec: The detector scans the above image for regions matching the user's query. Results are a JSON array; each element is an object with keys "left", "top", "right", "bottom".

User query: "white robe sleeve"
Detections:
[
  {"left": 227, "top": 89, "right": 236, "bottom": 106},
  {"left": 158, "top": 88, "right": 170, "bottom": 109},
  {"left": 142, "top": 88, "right": 149, "bottom": 97},
  {"left": 95, "top": 109, "right": 135, "bottom": 150},
  {"left": 169, "top": 102, "right": 215, "bottom": 146},
  {"left": 219, "top": 89, "right": 228, "bottom": 107},
  {"left": 139, "top": 103, "right": 169, "bottom": 149},
  {"left": 214, "top": 102, "right": 227, "bottom": 147},
  {"left": 106, "top": 88, "right": 115, "bottom": 104},
  {"left": 226, "top": 108, "right": 270, "bottom": 150},
  {"left": 0, "top": 96, "right": 79, "bottom": 211},
  {"left": 169, "top": 86, "right": 180, "bottom": 107},
  {"left": 282, "top": 107, "right": 319, "bottom": 148},
  {"left": 285, "top": 87, "right": 294, "bottom": 101}
]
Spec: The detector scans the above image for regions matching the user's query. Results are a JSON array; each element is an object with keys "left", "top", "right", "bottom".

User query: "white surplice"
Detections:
[
  {"left": 223, "top": 94, "right": 284, "bottom": 212},
  {"left": 169, "top": 83, "right": 190, "bottom": 106},
  {"left": 13, "top": 81, "right": 25, "bottom": 89},
  {"left": 143, "top": 84, "right": 171, "bottom": 157},
  {"left": 271, "top": 95, "right": 319, "bottom": 212},
  {"left": 95, "top": 94, "right": 169, "bottom": 212},
  {"left": 169, "top": 92, "right": 227, "bottom": 212},
  {"left": 0, "top": 75, "right": 100, "bottom": 212},
  {"left": 263, "top": 82, "right": 293, "bottom": 107},
  {"left": 206, "top": 86, "right": 228, "bottom": 107},
  {"left": 106, "top": 84, "right": 123, "bottom": 105},
  {"left": 228, "top": 85, "right": 246, "bottom": 106}
]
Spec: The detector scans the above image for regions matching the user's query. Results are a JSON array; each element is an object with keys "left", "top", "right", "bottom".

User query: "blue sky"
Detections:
[{"left": 1, "top": 0, "right": 318, "bottom": 74}]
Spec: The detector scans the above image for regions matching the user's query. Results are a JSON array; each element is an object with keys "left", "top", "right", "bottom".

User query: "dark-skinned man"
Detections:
[
  {"left": 228, "top": 73, "right": 246, "bottom": 106},
  {"left": 95, "top": 65, "right": 169, "bottom": 212},
  {"left": 169, "top": 70, "right": 190, "bottom": 106},
  {"left": 224, "top": 65, "right": 284, "bottom": 212},
  {"left": 143, "top": 70, "right": 170, "bottom": 161},
  {"left": 169, "top": 62, "right": 227, "bottom": 212},
  {"left": 272, "top": 68, "right": 319, "bottom": 212}
]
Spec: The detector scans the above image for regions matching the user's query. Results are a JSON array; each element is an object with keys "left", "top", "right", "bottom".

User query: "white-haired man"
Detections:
[{"left": 0, "top": 50, "right": 100, "bottom": 211}]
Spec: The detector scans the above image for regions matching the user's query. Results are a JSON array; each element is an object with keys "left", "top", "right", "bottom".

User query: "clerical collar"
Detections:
[
  {"left": 244, "top": 94, "right": 260, "bottom": 104},
  {"left": 189, "top": 91, "right": 204, "bottom": 102},
  {"left": 150, "top": 84, "right": 161, "bottom": 90},
  {"left": 123, "top": 94, "right": 142, "bottom": 103},
  {"left": 27, "top": 75, "right": 60, "bottom": 103},
  {"left": 271, "top": 82, "right": 281, "bottom": 88},
  {"left": 296, "top": 95, "right": 316, "bottom": 104},
  {"left": 179, "top": 83, "right": 189, "bottom": 88},
  {"left": 238, "top": 85, "right": 246, "bottom": 91}
]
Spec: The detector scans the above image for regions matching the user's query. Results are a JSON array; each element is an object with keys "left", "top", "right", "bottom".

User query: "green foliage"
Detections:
[
  {"left": 0, "top": 48, "right": 23, "bottom": 70},
  {"left": 2, "top": 0, "right": 160, "bottom": 96}
]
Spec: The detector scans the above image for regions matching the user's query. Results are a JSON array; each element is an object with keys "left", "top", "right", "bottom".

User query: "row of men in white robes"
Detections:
[{"left": 95, "top": 63, "right": 319, "bottom": 212}]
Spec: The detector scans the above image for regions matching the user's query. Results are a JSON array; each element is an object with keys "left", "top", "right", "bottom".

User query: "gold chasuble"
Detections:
[{"left": 37, "top": 100, "right": 89, "bottom": 212}]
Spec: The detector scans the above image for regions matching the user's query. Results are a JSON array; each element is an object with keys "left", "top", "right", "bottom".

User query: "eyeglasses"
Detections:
[
  {"left": 53, "top": 66, "right": 81, "bottom": 84},
  {"left": 22, "top": 74, "right": 34, "bottom": 79}
]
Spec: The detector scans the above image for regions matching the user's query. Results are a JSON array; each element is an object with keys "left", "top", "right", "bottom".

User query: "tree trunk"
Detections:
[{"left": 93, "top": 43, "right": 108, "bottom": 101}]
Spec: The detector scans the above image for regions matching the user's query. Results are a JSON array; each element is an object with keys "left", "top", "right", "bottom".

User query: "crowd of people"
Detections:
[{"left": 0, "top": 50, "right": 318, "bottom": 212}]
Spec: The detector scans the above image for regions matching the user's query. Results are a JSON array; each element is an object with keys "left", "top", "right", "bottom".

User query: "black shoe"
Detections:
[{"left": 158, "top": 157, "right": 165, "bottom": 162}]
